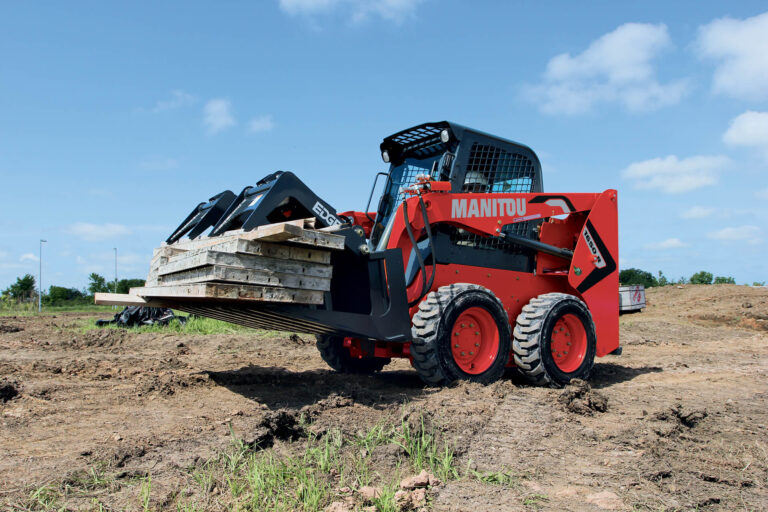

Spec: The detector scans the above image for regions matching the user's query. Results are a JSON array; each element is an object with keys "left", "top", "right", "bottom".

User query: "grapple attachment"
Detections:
[{"left": 165, "top": 191, "right": 236, "bottom": 244}]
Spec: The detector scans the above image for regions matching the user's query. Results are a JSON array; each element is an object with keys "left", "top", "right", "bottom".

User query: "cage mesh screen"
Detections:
[
  {"left": 452, "top": 143, "right": 538, "bottom": 251},
  {"left": 462, "top": 143, "right": 535, "bottom": 193}
]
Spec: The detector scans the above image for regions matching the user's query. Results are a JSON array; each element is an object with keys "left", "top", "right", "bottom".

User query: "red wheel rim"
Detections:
[
  {"left": 550, "top": 313, "right": 587, "bottom": 373},
  {"left": 450, "top": 307, "right": 500, "bottom": 374}
]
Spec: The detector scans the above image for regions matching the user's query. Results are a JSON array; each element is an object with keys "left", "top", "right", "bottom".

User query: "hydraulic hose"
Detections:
[{"left": 403, "top": 193, "right": 437, "bottom": 308}]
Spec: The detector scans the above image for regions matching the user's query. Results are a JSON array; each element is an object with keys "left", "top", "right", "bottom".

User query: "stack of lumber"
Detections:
[{"left": 95, "top": 219, "right": 345, "bottom": 307}]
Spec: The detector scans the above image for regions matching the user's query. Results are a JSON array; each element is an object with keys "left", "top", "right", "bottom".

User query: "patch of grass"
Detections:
[
  {"left": 171, "top": 413, "right": 459, "bottom": 511},
  {"left": 28, "top": 484, "right": 62, "bottom": 510},
  {"left": 139, "top": 475, "right": 152, "bottom": 512},
  {"left": 523, "top": 493, "right": 549, "bottom": 509},
  {"left": 0, "top": 304, "right": 115, "bottom": 317},
  {"left": 14, "top": 413, "right": 523, "bottom": 511},
  {"left": 469, "top": 467, "right": 522, "bottom": 487},
  {"left": 83, "top": 315, "right": 257, "bottom": 335},
  {"left": 393, "top": 415, "right": 458, "bottom": 482}
]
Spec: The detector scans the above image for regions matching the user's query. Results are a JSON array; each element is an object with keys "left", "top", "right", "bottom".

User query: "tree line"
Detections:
[
  {"left": 1, "top": 273, "right": 145, "bottom": 306},
  {"left": 619, "top": 268, "right": 764, "bottom": 288}
]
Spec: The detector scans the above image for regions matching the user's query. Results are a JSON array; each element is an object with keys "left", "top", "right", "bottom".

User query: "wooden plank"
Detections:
[
  {"left": 159, "top": 250, "right": 332, "bottom": 278},
  {"left": 161, "top": 219, "right": 344, "bottom": 252},
  {"left": 131, "top": 283, "right": 324, "bottom": 305},
  {"left": 94, "top": 293, "right": 168, "bottom": 307},
  {"left": 205, "top": 238, "right": 331, "bottom": 264},
  {"left": 157, "top": 264, "right": 331, "bottom": 291},
  {"left": 252, "top": 222, "right": 304, "bottom": 242},
  {"left": 284, "top": 229, "right": 346, "bottom": 250}
]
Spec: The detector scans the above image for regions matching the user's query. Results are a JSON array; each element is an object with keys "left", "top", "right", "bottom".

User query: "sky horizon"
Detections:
[{"left": 1, "top": 1, "right": 767, "bottom": 290}]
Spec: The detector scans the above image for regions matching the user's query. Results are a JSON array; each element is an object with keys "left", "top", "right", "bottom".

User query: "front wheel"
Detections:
[
  {"left": 316, "top": 335, "right": 390, "bottom": 374},
  {"left": 411, "top": 284, "right": 511, "bottom": 386},
  {"left": 512, "top": 293, "right": 596, "bottom": 387}
]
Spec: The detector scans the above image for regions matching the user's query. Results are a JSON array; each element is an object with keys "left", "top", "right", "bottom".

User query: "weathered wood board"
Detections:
[
  {"left": 158, "top": 264, "right": 331, "bottom": 291},
  {"left": 94, "top": 293, "right": 168, "bottom": 307},
  {"left": 205, "top": 238, "right": 331, "bottom": 264},
  {"left": 159, "top": 250, "right": 332, "bottom": 278},
  {"left": 164, "top": 219, "right": 344, "bottom": 252},
  {"left": 131, "top": 283, "right": 324, "bottom": 305}
]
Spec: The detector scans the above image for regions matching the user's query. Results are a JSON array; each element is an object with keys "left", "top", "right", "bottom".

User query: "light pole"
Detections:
[
  {"left": 113, "top": 247, "right": 118, "bottom": 293},
  {"left": 38, "top": 239, "right": 47, "bottom": 313}
]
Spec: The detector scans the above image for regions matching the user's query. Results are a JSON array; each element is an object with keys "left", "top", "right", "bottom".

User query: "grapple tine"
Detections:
[{"left": 165, "top": 190, "right": 236, "bottom": 244}]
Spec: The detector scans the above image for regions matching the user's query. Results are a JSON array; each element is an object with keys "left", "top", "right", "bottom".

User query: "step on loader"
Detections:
[{"left": 109, "top": 122, "right": 620, "bottom": 387}]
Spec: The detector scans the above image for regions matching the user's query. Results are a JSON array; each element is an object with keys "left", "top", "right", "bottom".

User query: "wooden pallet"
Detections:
[
  {"left": 96, "top": 219, "right": 343, "bottom": 307},
  {"left": 130, "top": 283, "right": 324, "bottom": 305}
]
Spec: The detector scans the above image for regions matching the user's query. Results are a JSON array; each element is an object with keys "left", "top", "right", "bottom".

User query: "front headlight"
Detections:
[{"left": 382, "top": 150, "right": 390, "bottom": 163}]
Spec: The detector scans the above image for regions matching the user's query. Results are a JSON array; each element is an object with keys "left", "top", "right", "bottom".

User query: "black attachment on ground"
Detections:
[
  {"left": 166, "top": 190, "right": 237, "bottom": 244},
  {"left": 96, "top": 307, "right": 187, "bottom": 328}
]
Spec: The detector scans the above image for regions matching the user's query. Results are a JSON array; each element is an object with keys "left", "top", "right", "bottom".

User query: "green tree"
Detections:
[
  {"left": 754, "top": 281, "right": 766, "bottom": 287},
  {"left": 713, "top": 276, "right": 735, "bottom": 284},
  {"left": 619, "top": 268, "right": 657, "bottom": 288},
  {"left": 4, "top": 274, "right": 37, "bottom": 302},
  {"left": 87, "top": 273, "right": 111, "bottom": 294},
  {"left": 46, "top": 286, "right": 87, "bottom": 305},
  {"left": 116, "top": 278, "right": 146, "bottom": 294},
  {"left": 657, "top": 270, "right": 669, "bottom": 287},
  {"left": 689, "top": 271, "right": 713, "bottom": 285}
]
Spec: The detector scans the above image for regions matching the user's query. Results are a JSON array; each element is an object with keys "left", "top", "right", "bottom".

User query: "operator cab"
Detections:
[{"left": 372, "top": 122, "right": 544, "bottom": 274}]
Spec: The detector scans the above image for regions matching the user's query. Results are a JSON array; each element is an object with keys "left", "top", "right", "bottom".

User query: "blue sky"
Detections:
[{"left": 1, "top": 0, "right": 767, "bottom": 290}]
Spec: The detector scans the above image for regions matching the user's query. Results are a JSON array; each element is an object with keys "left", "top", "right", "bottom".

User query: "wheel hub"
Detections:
[
  {"left": 450, "top": 307, "right": 499, "bottom": 375},
  {"left": 550, "top": 313, "right": 587, "bottom": 373}
]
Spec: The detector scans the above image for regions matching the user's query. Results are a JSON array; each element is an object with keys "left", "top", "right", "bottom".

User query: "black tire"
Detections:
[
  {"left": 411, "top": 284, "right": 511, "bottom": 386},
  {"left": 513, "top": 293, "right": 596, "bottom": 387},
  {"left": 315, "top": 334, "right": 390, "bottom": 374}
]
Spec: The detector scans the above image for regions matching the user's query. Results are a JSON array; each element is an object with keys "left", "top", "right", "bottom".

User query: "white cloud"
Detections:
[
  {"left": 523, "top": 23, "right": 687, "bottom": 114},
  {"left": 152, "top": 90, "right": 196, "bottom": 113},
  {"left": 757, "top": 188, "right": 768, "bottom": 200},
  {"left": 248, "top": 115, "right": 275, "bottom": 133},
  {"left": 622, "top": 155, "right": 729, "bottom": 194},
  {"left": 723, "top": 111, "right": 768, "bottom": 160},
  {"left": 645, "top": 238, "right": 688, "bottom": 250},
  {"left": 65, "top": 223, "right": 131, "bottom": 241},
  {"left": 140, "top": 156, "right": 179, "bottom": 170},
  {"left": 203, "top": 99, "right": 236, "bottom": 134},
  {"left": 707, "top": 225, "right": 762, "bottom": 245},
  {"left": 697, "top": 12, "right": 768, "bottom": 101},
  {"left": 20, "top": 253, "right": 39, "bottom": 262},
  {"left": 680, "top": 206, "right": 715, "bottom": 219},
  {"left": 279, "top": 0, "right": 423, "bottom": 23}
]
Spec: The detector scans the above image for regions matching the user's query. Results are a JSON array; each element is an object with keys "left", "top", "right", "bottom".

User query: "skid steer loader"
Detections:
[{"left": 157, "top": 121, "right": 620, "bottom": 386}]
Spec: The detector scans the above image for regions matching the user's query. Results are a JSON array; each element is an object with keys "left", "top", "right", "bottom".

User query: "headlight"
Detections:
[
  {"left": 382, "top": 150, "right": 390, "bottom": 163},
  {"left": 440, "top": 129, "right": 450, "bottom": 143}
]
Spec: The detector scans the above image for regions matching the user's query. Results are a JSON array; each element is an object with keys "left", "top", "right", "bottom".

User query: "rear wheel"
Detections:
[
  {"left": 512, "top": 293, "right": 596, "bottom": 387},
  {"left": 316, "top": 334, "right": 390, "bottom": 374},
  {"left": 411, "top": 284, "right": 511, "bottom": 386}
]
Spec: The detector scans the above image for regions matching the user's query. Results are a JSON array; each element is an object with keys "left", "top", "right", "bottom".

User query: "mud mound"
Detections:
[
  {"left": 249, "top": 409, "right": 306, "bottom": 448},
  {"left": 689, "top": 313, "right": 768, "bottom": 331},
  {"left": 78, "top": 329, "right": 128, "bottom": 347},
  {"left": 137, "top": 371, "right": 211, "bottom": 396},
  {"left": 558, "top": 379, "right": 608, "bottom": 415},
  {"left": 654, "top": 403, "right": 707, "bottom": 428},
  {"left": 0, "top": 324, "right": 23, "bottom": 333},
  {"left": 0, "top": 378, "right": 20, "bottom": 402}
]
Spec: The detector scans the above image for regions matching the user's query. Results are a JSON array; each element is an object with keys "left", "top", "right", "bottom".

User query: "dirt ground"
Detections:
[{"left": 1, "top": 284, "right": 766, "bottom": 511}]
